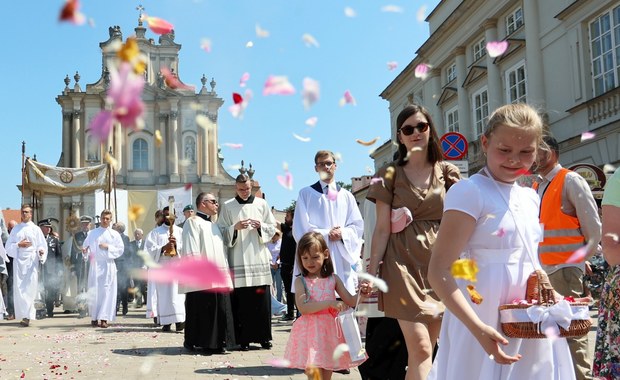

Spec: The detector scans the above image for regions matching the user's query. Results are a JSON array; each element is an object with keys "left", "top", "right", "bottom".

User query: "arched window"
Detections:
[{"left": 133, "top": 138, "right": 148, "bottom": 170}]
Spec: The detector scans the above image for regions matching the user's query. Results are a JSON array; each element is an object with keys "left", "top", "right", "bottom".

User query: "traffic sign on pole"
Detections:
[{"left": 440, "top": 132, "right": 468, "bottom": 160}]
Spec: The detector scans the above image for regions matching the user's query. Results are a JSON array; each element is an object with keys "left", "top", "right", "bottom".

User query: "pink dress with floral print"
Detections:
[{"left": 284, "top": 275, "right": 364, "bottom": 370}]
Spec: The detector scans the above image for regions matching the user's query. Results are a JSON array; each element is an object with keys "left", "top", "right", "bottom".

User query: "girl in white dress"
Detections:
[{"left": 427, "top": 103, "right": 575, "bottom": 380}]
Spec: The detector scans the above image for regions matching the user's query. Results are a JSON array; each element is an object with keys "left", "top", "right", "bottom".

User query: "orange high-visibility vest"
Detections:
[{"left": 538, "top": 168, "right": 586, "bottom": 265}]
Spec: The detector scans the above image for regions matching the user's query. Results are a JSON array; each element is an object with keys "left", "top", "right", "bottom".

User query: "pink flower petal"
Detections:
[
  {"left": 565, "top": 245, "right": 588, "bottom": 264},
  {"left": 492, "top": 227, "right": 506, "bottom": 237},
  {"left": 89, "top": 111, "right": 115, "bottom": 142},
  {"left": 581, "top": 131, "right": 595, "bottom": 141},
  {"left": 370, "top": 177, "right": 384, "bottom": 186},
  {"left": 266, "top": 358, "right": 291, "bottom": 368},
  {"left": 263, "top": 75, "right": 296, "bottom": 96},
  {"left": 327, "top": 188, "right": 338, "bottom": 201},
  {"left": 160, "top": 67, "right": 193, "bottom": 90},
  {"left": 305, "top": 116, "right": 318, "bottom": 127},
  {"left": 302, "top": 77, "right": 320, "bottom": 109},
  {"left": 223, "top": 143, "right": 243, "bottom": 149},
  {"left": 414, "top": 64, "right": 430, "bottom": 79},
  {"left": 277, "top": 171, "right": 294, "bottom": 190},
  {"left": 387, "top": 61, "right": 398, "bottom": 71},
  {"left": 239, "top": 72, "right": 250, "bottom": 87},
  {"left": 107, "top": 62, "right": 145, "bottom": 128},
  {"left": 339, "top": 90, "right": 356, "bottom": 106},
  {"left": 145, "top": 16, "right": 174, "bottom": 35},
  {"left": 486, "top": 41, "right": 509, "bottom": 58},
  {"left": 200, "top": 38, "right": 212, "bottom": 53},
  {"left": 142, "top": 257, "right": 232, "bottom": 291}
]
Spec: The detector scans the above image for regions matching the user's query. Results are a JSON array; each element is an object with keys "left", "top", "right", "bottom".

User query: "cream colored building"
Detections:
[
  {"left": 374, "top": 0, "right": 619, "bottom": 182},
  {"left": 31, "top": 20, "right": 246, "bottom": 236}
]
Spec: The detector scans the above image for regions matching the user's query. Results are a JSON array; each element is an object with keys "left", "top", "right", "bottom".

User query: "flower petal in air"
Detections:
[
  {"left": 266, "top": 358, "right": 291, "bottom": 368},
  {"left": 223, "top": 143, "right": 243, "bottom": 149},
  {"left": 161, "top": 67, "right": 192, "bottom": 90},
  {"left": 327, "top": 188, "right": 338, "bottom": 201},
  {"left": 277, "top": 171, "right": 294, "bottom": 190},
  {"left": 140, "top": 257, "right": 231, "bottom": 290},
  {"left": 255, "top": 24, "right": 270, "bottom": 38},
  {"left": 305, "top": 116, "right": 318, "bottom": 127},
  {"left": 154, "top": 130, "right": 163, "bottom": 147},
  {"left": 565, "top": 245, "right": 588, "bottom": 264},
  {"left": 356, "top": 137, "right": 379, "bottom": 146},
  {"left": 302, "top": 33, "right": 320, "bottom": 48},
  {"left": 59, "top": 0, "right": 86, "bottom": 25},
  {"left": 581, "top": 131, "right": 595, "bottom": 141},
  {"left": 263, "top": 75, "right": 296, "bottom": 96},
  {"left": 486, "top": 41, "right": 509, "bottom": 58},
  {"left": 145, "top": 16, "right": 174, "bottom": 35},
  {"left": 105, "top": 151, "right": 120, "bottom": 171},
  {"left": 339, "top": 90, "right": 356, "bottom": 106},
  {"left": 89, "top": 111, "right": 115, "bottom": 142},
  {"left": 381, "top": 5, "right": 403, "bottom": 13},
  {"left": 344, "top": 7, "right": 357, "bottom": 18},
  {"left": 302, "top": 77, "right": 320, "bottom": 109},
  {"left": 333, "top": 343, "right": 350, "bottom": 360},
  {"left": 357, "top": 272, "right": 388, "bottom": 293},
  {"left": 232, "top": 92, "right": 243, "bottom": 105},
  {"left": 239, "top": 72, "right": 250, "bottom": 87},
  {"left": 492, "top": 227, "right": 506, "bottom": 237},
  {"left": 117, "top": 37, "right": 140, "bottom": 64},
  {"left": 108, "top": 62, "right": 145, "bottom": 128},
  {"left": 200, "top": 38, "right": 212, "bottom": 53},
  {"left": 128, "top": 205, "right": 145, "bottom": 222},
  {"left": 451, "top": 258, "right": 479, "bottom": 282},
  {"left": 292, "top": 133, "right": 311, "bottom": 142},
  {"left": 467, "top": 285, "right": 484, "bottom": 304},
  {"left": 416, "top": 5, "right": 428, "bottom": 22},
  {"left": 387, "top": 61, "right": 398, "bottom": 71},
  {"left": 414, "top": 63, "right": 430, "bottom": 79}
]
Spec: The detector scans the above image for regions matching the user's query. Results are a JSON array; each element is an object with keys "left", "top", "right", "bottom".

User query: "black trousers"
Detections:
[
  {"left": 359, "top": 317, "right": 408, "bottom": 380},
  {"left": 280, "top": 264, "right": 296, "bottom": 317},
  {"left": 116, "top": 267, "right": 129, "bottom": 313}
]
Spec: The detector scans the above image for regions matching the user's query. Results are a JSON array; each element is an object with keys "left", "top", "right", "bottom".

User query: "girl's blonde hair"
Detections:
[
  {"left": 296, "top": 232, "right": 334, "bottom": 278},
  {"left": 483, "top": 103, "right": 543, "bottom": 144}
]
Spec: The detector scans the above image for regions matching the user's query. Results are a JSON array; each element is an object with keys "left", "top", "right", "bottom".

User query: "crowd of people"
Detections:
[{"left": 0, "top": 102, "right": 619, "bottom": 380}]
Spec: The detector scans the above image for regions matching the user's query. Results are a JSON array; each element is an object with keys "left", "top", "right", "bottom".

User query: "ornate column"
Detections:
[
  {"left": 199, "top": 111, "right": 209, "bottom": 181},
  {"left": 158, "top": 113, "right": 168, "bottom": 180},
  {"left": 62, "top": 112, "right": 72, "bottom": 167},
  {"left": 454, "top": 46, "right": 472, "bottom": 141},
  {"left": 207, "top": 112, "right": 217, "bottom": 177},
  {"left": 169, "top": 110, "right": 180, "bottom": 182},
  {"left": 523, "top": 0, "right": 545, "bottom": 108},
  {"left": 72, "top": 110, "right": 81, "bottom": 168},
  {"left": 483, "top": 19, "right": 503, "bottom": 110}
]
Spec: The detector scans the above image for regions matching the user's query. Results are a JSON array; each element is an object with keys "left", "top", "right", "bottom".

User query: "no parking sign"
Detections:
[{"left": 440, "top": 132, "right": 468, "bottom": 160}]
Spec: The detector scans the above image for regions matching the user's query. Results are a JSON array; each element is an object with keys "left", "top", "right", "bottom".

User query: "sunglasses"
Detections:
[
  {"left": 204, "top": 199, "right": 218, "bottom": 205},
  {"left": 398, "top": 122, "right": 430, "bottom": 136}
]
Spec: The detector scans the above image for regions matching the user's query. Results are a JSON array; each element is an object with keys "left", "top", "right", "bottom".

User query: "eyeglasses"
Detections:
[
  {"left": 316, "top": 161, "right": 335, "bottom": 169},
  {"left": 204, "top": 199, "right": 218, "bottom": 205},
  {"left": 398, "top": 122, "right": 430, "bottom": 136}
]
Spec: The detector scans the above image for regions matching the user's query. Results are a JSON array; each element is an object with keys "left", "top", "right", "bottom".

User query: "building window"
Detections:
[
  {"left": 446, "top": 63, "right": 457, "bottom": 83},
  {"left": 473, "top": 88, "right": 489, "bottom": 137},
  {"left": 473, "top": 38, "right": 486, "bottom": 61},
  {"left": 590, "top": 5, "right": 620, "bottom": 96},
  {"left": 446, "top": 107, "right": 459, "bottom": 133},
  {"left": 506, "top": 7, "right": 524, "bottom": 35},
  {"left": 506, "top": 61, "right": 527, "bottom": 103},
  {"left": 132, "top": 138, "right": 148, "bottom": 171}
]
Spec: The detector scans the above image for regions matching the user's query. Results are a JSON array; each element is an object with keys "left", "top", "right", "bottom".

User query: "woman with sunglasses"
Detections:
[{"left": 362, "top": 104, "right": 460, "bottom": 380}]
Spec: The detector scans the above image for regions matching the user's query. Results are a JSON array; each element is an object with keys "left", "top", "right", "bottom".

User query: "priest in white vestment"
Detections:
[
  {"left": 292, "top": 150, "right": 364, "bottom": 294},
  {"left": 179, "top": 192, "right": 235, "bottom": 353},
  {"left": 217, "top": 174, "right": 278, "bottom": 351},
  {"left": 0, "top": 240, "right": 9, "bottom": 318},
  {"left": 5, "top": 204, "right": 48, "bottom": 326},
  {"left": 144, "top": 206, "right": 185, "bottom": 332},
  {"left": 82, "top": 210, "right": 124, "bottom": 328}
]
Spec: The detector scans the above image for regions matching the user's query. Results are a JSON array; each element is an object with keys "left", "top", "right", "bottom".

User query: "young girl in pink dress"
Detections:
[{"left": 284, "top": 232, "right": 365, "bottom": 379}]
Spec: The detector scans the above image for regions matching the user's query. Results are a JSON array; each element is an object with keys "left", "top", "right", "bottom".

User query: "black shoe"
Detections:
[
  {"left": 334, "top": 369, "right": 350, "bottom": 375},
  {"left": 260, "top": 341, "right": 272, "bottom": 350},
  {"left": 183, "top": 342, "right": 195, "bottom": 352},
  {"left": 162, "top": 324, "right": 171, "bottom": 332},
  {"left": 239, "top": 344, "right": 250, "bottom": 351},
  {"left": 47, "top": 313, "right": 54, "bottom": 318},
  {"left": 153, "top": 317, "right": 159, "bottom": 326},
  {"left": 122, "top": 309, "right": 128, "bottom": 316},
  {"left": 175, "top": 322, "right": 185, "bottom": 332},
  {"left": 280, "top": 314, "right": 295, "bottom": 321}
]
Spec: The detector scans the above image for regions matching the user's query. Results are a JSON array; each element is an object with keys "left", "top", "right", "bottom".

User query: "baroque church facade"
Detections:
[{"left": 38, "top": 20, "right": 242, "bottom": 235}]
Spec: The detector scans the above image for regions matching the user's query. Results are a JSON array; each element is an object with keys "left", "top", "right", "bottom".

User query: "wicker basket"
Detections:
[{"left": 498, "top": 270, "right": 591, "bottom": 339}]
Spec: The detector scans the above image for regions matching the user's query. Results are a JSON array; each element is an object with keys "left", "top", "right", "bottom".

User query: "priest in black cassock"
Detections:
[
  {"left": 179, "top": 192, "right": 235, "bottom": 354},
  {"left": 217, "top": 174, "right": 278, "bottom": 351}
]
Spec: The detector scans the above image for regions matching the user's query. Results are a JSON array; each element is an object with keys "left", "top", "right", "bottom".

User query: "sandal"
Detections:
[{"left": 99, "top": 320, "right": 108, "bottom": 328}]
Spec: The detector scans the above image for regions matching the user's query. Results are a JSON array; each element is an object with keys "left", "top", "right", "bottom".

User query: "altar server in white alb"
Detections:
[
  {"left": 293, "top": 150, "right": 364, "bottom": 294},
  {"left": 217, "top": 174, "right": 278, "bottom": 351},
  {"left": 6, "top": 204, "right": 48, "bottom": 327},
  {"left": 81, "top": 209, "right": 124, "bottom": 328},
  {"left": 145, "top": 206, "right": 185, "bottom": 332}
]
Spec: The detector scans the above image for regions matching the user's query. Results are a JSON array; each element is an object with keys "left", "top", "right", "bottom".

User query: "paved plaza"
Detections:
[{"left": 0, "top": 305, "right": 598, "bottom": 379}]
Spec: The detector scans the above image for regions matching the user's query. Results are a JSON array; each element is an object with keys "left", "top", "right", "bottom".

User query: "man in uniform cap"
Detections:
[
  {"left": 178, "top": 205, "right": 194, "bottom": 228},
  {"left": 38, "top": 218, "right": 62, "bottom": 318}
]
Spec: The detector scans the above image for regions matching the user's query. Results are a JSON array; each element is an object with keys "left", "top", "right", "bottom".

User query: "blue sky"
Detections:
[{"left": 1, "top": 0, "right": 439, "bottom": 212}]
